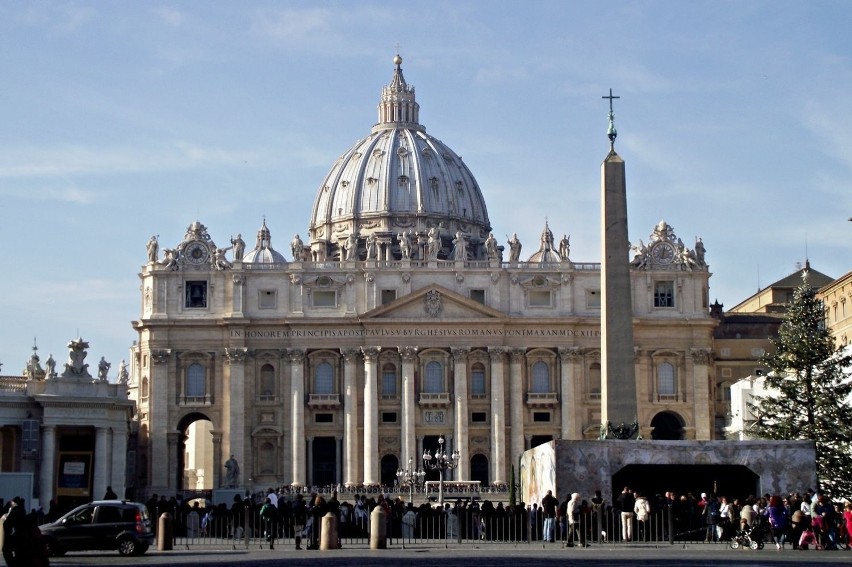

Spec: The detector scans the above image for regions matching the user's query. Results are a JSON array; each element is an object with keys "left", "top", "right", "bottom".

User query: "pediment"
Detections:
[{"left": 363, "top": 284, "right": 506, "bottom": 320}]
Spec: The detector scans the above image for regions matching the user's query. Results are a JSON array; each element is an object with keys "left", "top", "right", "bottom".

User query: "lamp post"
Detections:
[
  {"left": 396, "top": 456, "right": 426, "bottom": 505},
  {"left": 421, "top": 435, "right": 459, "bottom": 506}
]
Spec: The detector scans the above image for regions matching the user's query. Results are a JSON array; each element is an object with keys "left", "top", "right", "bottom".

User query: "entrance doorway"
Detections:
[
  {"left": 311, "top": 437, "right": 337, "bottom": 486},
  {"left": 650, "top": 411, "right": 685, "bottom": 440},
  {"left": 471, "top": 454, "right": 489, "bottom": 485},
  {"left": 381, "top": 454, "right": 399, "bottom": 487},
  {"left": 178, "top": 413, "right": 214, "bottom": 491},
  {"left": 611, "top": 464, "right": 760, "bottom": 503}
]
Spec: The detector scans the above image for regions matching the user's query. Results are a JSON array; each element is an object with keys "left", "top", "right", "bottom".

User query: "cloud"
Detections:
[
  {"left": 154, "top": 6, "right": 185, "bottom": 28},
  {"left": 0, "top": 184, "right": 97, "bottom": 204},
  {"left": 250, "top": 7, "right": 334, "bottom": 45}
]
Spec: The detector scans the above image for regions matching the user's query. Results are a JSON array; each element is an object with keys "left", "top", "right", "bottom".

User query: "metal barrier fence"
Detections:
[{"left": 157, "top": 501, "right": 737, "bottom": 550}]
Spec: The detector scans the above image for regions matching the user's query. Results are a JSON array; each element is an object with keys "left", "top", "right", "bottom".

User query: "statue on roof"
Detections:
[
  {"left": 45, "top": 354, "right": 56, "bottom": 379},
  {"left": 97, "top": 356, "right": 111, "bottom": 381},
  {"left": 117, "top": 360, "right": 129, "bottom": 385},
  {"left": 398, "top": 231, "right": 412, "bottom": 259},
  {"left": 343, "top": 232, "right": 358, "bottom": 261},
  {"left": 484, "top": 232, "right": 498, "bottom": 261},
  {"left": 427, "top": 228, "right": 441, "bottom": 260},
  {"left": 230, "top": 234, "right": 246, "bottom": 261},
  {"left": 291, "top": 234, "right": 305, "bottom": 261},
  {"left": 451, "top": 231, "right": 467, "bottom": 261},
  {"left": 146, "top": 235, "right": 159, "bottom": 263},
  {"left": 366, "top": 233, "right": 379, "bottom": 260},
  {"left": 559, "top": 234, "right": 570, "bottom": 261},
  {"left": 507, "top": 233, "right": 522, "bottom": 263},
  {"left": 212, "top": 248, "right": 232, "bottom": 270}
]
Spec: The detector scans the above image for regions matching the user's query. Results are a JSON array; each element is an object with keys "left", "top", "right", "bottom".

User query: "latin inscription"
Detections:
[{"left": 229, "top": 327, "right": 600, "bottom": 339}]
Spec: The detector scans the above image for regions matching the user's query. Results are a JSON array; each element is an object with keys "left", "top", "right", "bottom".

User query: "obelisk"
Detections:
[{"left": 600, "top": 89, "right": 638, "bottom": 439}]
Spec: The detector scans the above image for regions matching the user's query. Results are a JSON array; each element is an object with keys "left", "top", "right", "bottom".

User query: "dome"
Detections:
[
  {"left": 527, "top": 221, "right": 563, "bottom": 263},
  {"left": 308, "top": 55, "right": 491, "bottom": 262},
  {"left": 243, "top": 219, "right": 287, "bottom": 264}
]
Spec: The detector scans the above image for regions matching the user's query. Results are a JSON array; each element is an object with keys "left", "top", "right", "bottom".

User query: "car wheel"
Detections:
[{"left": 118, "top": 537, "right": 138, "bottom": 556}]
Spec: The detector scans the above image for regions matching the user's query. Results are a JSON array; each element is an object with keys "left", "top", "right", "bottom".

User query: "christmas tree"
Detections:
[{"left": 748, "top": 273, "right": 852, "bottom": 496}]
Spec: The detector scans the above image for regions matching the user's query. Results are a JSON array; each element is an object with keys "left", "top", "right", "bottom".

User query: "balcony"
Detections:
[
  {"left": 526, "top": 392, "right": 559, "bottom": 408},
  {"left": 418, "top": 392, "right": 451, "bottom": 408},
  {"left": 308, "top": 393, "right": 341, "bottom": 409}
]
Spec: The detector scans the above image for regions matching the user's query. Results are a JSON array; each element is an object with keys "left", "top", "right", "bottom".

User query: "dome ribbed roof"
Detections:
[
  {"left": 527, "top": 221, "right": 563, "bottom": 263},
  {"left": 243, "top": 219, "right": 286, "bottom": 264},
  {"left": 307, "top": 55, "right": 491, "bottom": 262}
]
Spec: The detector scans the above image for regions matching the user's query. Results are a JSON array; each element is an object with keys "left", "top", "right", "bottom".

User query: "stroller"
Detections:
[{"left": 729, "top": 516, "right": 767, "bottom": 550}]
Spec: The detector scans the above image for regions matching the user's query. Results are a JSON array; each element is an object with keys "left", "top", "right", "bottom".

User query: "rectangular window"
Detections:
[
  {"left": 654, "top": 281, "right": 674, "bottom": 308},
  {"left": 312, "top": 290, "right": 337, "bottom": 308},
  {"left": 719, "top": 348, "right": 731, "bottom": 357},
  {"left": 721, "top": 368, "right": 732, "bottom": 378},
  {"left": 533, "top": 412, "right": 551, "bottom": 422},
  {"left": 315, "top": 413, "right": 333, "bottom": 423},
  {"left": 751, "top": 348, "right": 765, "bottom": 357},
  {"left": 586, "top": 289, "right": 601, "bottom": 309},
  {"left": 185, "top": 281, "right": 208, "bottom": 308},
  {"left": 528, "top": 290, "right": 552, "bottom": 307},
  {"left": 471, "top": 412, "right": 487, "bottom": 423},
  {"left": 381, "top": 289, "right": 397, "bottom": 305},
  {"left": 469, "top": 289, "right": 486, "bottom": 304},
  {"left": 470, "top": 369, "right": 486, "bottom": 397},
  {"left": 382, "top": 412, "right": 398, "bottom": 423},
  {"left": 259, "top": 290, "right": 277, "bottom": 309}
]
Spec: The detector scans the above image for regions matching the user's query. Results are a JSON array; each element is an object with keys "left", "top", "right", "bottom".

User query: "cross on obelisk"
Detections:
[{"left": 602, "top": 89, "right": 620, "bottom": 145}]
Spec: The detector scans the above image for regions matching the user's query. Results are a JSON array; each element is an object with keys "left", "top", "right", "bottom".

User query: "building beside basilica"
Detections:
[{"left": 130, "top": 55, "right": 716, "bottom": 496}]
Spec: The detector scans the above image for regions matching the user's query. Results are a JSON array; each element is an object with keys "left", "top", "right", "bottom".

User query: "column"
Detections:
[
  {"left": 399, "top": 347, "right": 418, "bottom": 467},
  {"left": 342, "top": 349, "right": 360, "bottom": 487},
  {"left": 559, "top": 347, "right": 582, "bottom": 440},
  {"left": 691, "top": 349, "right": 713, "bottom": 440},
  {"left": 290, "top": 350, "right": 306, "bottom": 486},
  {"left": 488, "top": 347, "right": 506, "bottom": 485},
  {"left": 210, "top": 431, "right": 223, "bottom": 489},
  {"left": 452, "top": 348, "right": 470, "bottom": 480},
  {"left": 149, "top": 350, "right": 171, "bottom": 493},
  {"left": 335, "top": 436, "right": 343, "bottom": 485},
  {"left": 225, "top": 348, "right": 248, "bottom": 486},
  {"left": 40, "top": 425, "right": 56, "bottom": 506},
  {"left": 93, "top": 427, "right": 109, "bottom": 500},
  {"left": 306, "top": 437, "right": 314, "bottom": 485},
  {"left": 362, "top": 347, "right": 381, "bottom": 485},
  {"left": 166, "top": 432, "right": 180, "bottom": 492},
  {"left": 110, "top": 425, "right": 128, "bottom": 498},
  {"left": 509, "top": 349, "right": 525, "bottom": 467}
]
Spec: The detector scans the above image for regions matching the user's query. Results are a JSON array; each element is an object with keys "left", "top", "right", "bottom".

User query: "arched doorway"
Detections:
[
  {"left": 380, "top": 454, "right": 399, "bottom": 487},
  {"left": 177, "top": 413, "right": 214, "bottom": 491},
  {"left": 651, "top": 411, "right": 685, "bottom": 440},
  {"left": 471, "top": 454, "right": 489, "bottom": 485}
]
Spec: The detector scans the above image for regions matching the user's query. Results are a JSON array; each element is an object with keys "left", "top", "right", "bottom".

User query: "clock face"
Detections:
[
  {"left": 651, "top": 242, "right": 676, "bottom": 265},
  {"left": 185, "top": 241, "right": 209, "bottom": 264}
]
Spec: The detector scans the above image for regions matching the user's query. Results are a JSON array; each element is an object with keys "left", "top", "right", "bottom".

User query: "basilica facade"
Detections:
[{"left": 131, "top": 56, "right": 715, "bottom": 496}]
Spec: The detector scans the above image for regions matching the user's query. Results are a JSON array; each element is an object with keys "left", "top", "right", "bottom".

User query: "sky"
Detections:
[{"left": 1, "top": 1, "right": 850, "bottom": 377}]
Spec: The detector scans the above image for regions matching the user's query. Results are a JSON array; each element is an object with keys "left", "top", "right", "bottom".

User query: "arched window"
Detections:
[
  {"left": 141, "top": 376, "right": 149, "bottom": 398},
  {"left": 186, "top": 364, "right": 206, "bottom": 398},
  {"left": 260, "top": 364, "right": 275, "bottom": 397},
  {"left": 470, "top": 363, "right": 486, "bottom": 397},
  {"left": 381, "top": 363, "right": 397, "bottom": 398},
  {"left": 531, "top": 361, "right": 550, "bottom": 393},
  {"left": 424, "top": 361, "right": 443, "bottom": 393},
  {"left": 314, "top": 362, "right": 334, "bottom": 394},
  {"left": 658, "top": 362, "right": 676, "bottom": 397},
  {"left": 589, "top": 363, "right": 601, "bottom": 399}
]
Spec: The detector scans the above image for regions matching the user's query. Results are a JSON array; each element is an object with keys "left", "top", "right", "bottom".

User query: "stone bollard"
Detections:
[
  {"left": 157, "top": 512, "right": 173, "bottom": 551},
  {"left": 370, "top": 505, "right": 387, "bottom": 549},
  {"left": 319, "top": 511, "right": 339, "bottom": 550}
]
